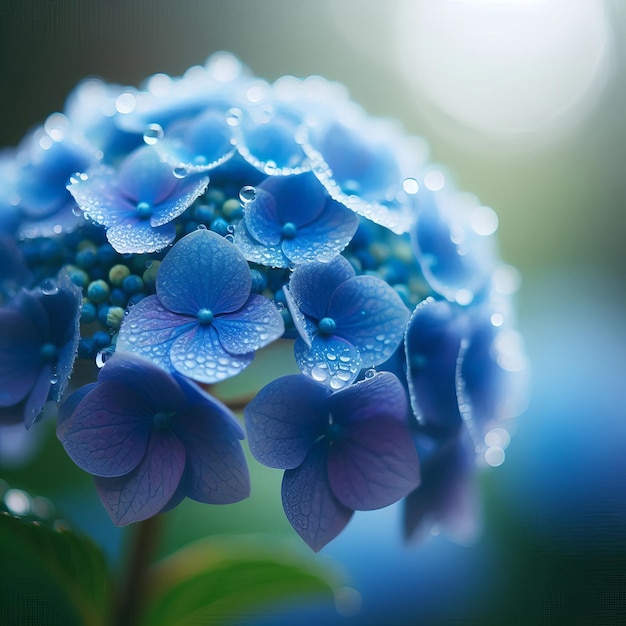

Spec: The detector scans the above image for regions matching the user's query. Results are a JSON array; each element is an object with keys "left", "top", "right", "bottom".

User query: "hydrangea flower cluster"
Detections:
[{"left": 0, "top": 53, "right": 527, "bottom": 550}]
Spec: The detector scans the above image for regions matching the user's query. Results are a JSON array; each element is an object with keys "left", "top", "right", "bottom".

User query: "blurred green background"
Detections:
[{"left": 1, "top": 1, "right": 624, "bottom": 624}]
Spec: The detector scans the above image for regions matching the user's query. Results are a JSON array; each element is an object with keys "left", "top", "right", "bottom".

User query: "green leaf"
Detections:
[
  {"left": 142, "top": 535, "right": 343, "bottom": 626},
  {"left": 0, "top": 511, "right": 111, "bottom": 626}
]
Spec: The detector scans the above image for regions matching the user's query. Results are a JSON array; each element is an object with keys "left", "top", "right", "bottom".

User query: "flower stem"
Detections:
[{"left": 112, "top": 514, "right": 163, "bottom": 626}]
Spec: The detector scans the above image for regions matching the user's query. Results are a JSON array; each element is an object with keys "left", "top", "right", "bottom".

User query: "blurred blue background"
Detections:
[{"left": 1, "top": 1, "right": 625, "bottom": 624}]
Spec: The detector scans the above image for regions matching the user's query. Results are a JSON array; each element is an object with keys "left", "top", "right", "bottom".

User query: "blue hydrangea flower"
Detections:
[
  {"left": 116, "top": 228, "right": 285, "bottom": 383},
  {"left": 302, "top": 110, "right": 424, "bottom": 235},
  {"left": 403, "top": 430, "right": 479, "bottom": 544},
  {"left": 244, "top": 371, "right": 420, "bottom": 551},
  {"left": 14, "top": 114, "right": 97, "bottom": 238},
  {"left": 405, "top": 296, "right": 528, "bottom": 453},
  {"left": 234, "top": 172, "right": 359, "bottom": 267},
  {"left": 411, "top": 189, "right": 498, "bottom": 305},
  {"left": 0, "top": 270, "right": 81, "bottom": 426},
  {"left": 284, "top": 255, "right": 410, "bottom": 389},
  {"left": 57, "top": 352, "right": 250, "bottom": 526},
  {"left": 0, "top": 236, "right": 32, "bottom": 303},
  {"left": 67, "top": 144, "right": 209, "bottom": 253}
]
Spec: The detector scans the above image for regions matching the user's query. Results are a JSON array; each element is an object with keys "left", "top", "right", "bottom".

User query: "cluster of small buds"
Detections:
[{"left": 0, "top": 53, "right": 528, "bottom": 550}]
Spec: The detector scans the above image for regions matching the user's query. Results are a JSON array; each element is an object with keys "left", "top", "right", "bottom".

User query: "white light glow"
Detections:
[{"left": 393, "top": 0, "right": 613, "bottom": 137}]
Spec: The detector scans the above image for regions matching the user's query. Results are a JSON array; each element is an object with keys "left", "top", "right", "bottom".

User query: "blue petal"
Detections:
[
  {"left": 117, "top": 145, "right": 179, "bottom": 205},
  {"left": 329, "top": 274, "right": 410, "bottom": 368},
  {"left": 328, "top": 371, "right": 410, "bottom": 425},
  {"left": 283, "top": 285, "right": 316, "bottom": 347},
  {"left": 56, "top": 379, "right": 153, "bottom": 477},
  {"left": 233, "top": 218, "right": 288, "bottom": 268},
  {"left": 287, "top": 255, "right": 355, "bottom": 320},
  {"left": 57, "top": 383, "right": 98, "bottom": 429},
  {"left": 328, "top": 416, "right": 420, "bottom": 511},
  {"left": 282, "top": 441, "right": 354, "bottom": 552},
  {"left": 23, "top": 364, "right": 53, "bottom": 428},
  {"left": 282, "top": 199, "right": 358, "bottom": 265},
  {"left": 116, "top": 295, "right": 194, "bottom": 372},
  {"left": 242, "top": 187, "right": 282, "bottom": 246},
  {"left": 94, "top": 429, "right": 186, "bottom": 526},
  {"left": 404, "top": 298, "right": 465, "bottom": 431},
  {"left": 0, "top": 306, "right": 41, "bottom": 407},
  {"left": 169, "top": 324, "right": 254, "bottom": 383},
  {"left": 294, "top": 335, "right": 361, "bottom": 390},
  {"left": 157, "top": 229, "right": 252, "bottom": 315},
  {"left": 213, "top": 294, "right": 284, "bottom": 355},
  {"left": 106, "top": 220, "right": 177, "bottom": 254},
  {"left": 149, "top": 173, "right": 209, "bottom": 228},
  {"left": 172, "top": 395, "right": 250, "bottom": 504},
  {"left": 244, "top": 374, "right": 331, "bottom": 469}
]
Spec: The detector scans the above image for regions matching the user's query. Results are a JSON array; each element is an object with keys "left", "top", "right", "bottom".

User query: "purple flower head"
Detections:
[
  {"left": 244, "top": 372, "right": 420, "bottom": 551},
  {"left": 67, "top": 144, "right": 209, "bottom": 253},
  {"left": 284, "top": 255, "right": 410, "bottom": 389},
  {"left": 234, "top": 172, "right": 359, "bottom": 268},
  {"left": 411, "top": 187, "right": 498, "bottom": 305},
  {"left": 116, "top": 228, "right": 285, "bottom": 383},
  {"left": 57, "top": 352, "right": 250, "bottom": 526},
  {"left": 0, "top": 270, "right": 81, "bottom": 427}
]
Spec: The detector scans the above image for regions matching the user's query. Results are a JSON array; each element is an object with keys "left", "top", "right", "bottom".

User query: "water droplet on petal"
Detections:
[
  {"left": 173, "top": 164, "right": 189, "bottom": 179},
  {"left": 143, "top": 123, "right": 164, "bottom": 145},
  {"left": 196, "top": 223, "right": 208, "bottom": 230},
  {"left": 275, "top": 301, "right": 285, "bottom": 312},
  {"left": 95, "top": 350, "right": 112, "bottom": 369},
  {"left": 364, "top": 368, "right": 376, "bottom": 379},
  {"left": 239, "top": 186, "right": 256, "bottom": 203},
  {"left": 226, "top": 107, "right": 243, "bottom": 127},
  {"left": 224, "top": 234, "right": 234, "bottom": 243},
  {"left": 311, "top": 364, "right": 329, "bottom": 382},
  {"left": 402, "top": 177, "right": 419, "bottom": 194},
  {"left": 40, "top": 279, "right": 59, "bottom": 295},
  {"left": 264, "top": 160, "right": 277, "bottom": 175}
]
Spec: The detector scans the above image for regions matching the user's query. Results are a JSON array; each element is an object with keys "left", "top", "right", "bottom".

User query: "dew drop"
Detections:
[
  {"left": 275, "top": 301, "right": 285, "bottom": 312},
  {"left": 364, "top": 368, "right": 376, "bottom": 379},
  {"left": 224, "top": 234, "right": 234, "bottom": 243},
  {"left": 40, "top": 279, "right": 58, "bottom": 295},
  {"left": 173, "top": 164, "right": 189, "bottom": 179},
  {"left": 196, "top": 223, "right": 208, "bottom": 230},
  {"left": 402, "top": 177, "right": 419, "bottom": 195},
  {"left": 239, "top": 186, "right": 256, "bottom": 203},
  {"left": 49, "top": 372, "right": 59, "bottom": 385},
  {"left": 311, "top": 365, "right": 329, "bottom": 382},
  {"left": 143, "top": 123, "right": 164, "bottom": 145},
  {"left": 226, "top": 107, "right": 243, "bottom": 127},
  {"left": 95, "top": 350, "right": 112, "bottom": 369},
  {"left": 264, "top": 160, "right": 277, "bottom": 175}
]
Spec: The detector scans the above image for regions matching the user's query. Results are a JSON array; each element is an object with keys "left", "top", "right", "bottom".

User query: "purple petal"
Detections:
[
  {"left": 330, "top": 275, "right": 410, "bottom": 368},
  {"left": 233, "top": 218, "right": 288, "bottom": 268},
  {"left": 57, "top": 383, "right": 98, "bottom": 429},
  {"left": 282, "top": 200, "right": 358, "bottom": 265},
  {"left": 94, "top": 430, "right": 186, "bottom": 526},
  {"left": 213, "top": 294, "right": 284, "bottom": 355},
  {"left": 328, "top": 417, "right": 421, "bottom": 511},
  {"left": 172, "top": 399, "right": 250, "bottom": 504},
  {"left": 328, "top": 371, "right": 409, "bottom": 425},
  {"left": 405, "top": 298, "right": 465, "bottom": 431},
  {"left": 288, "top": 255, "right": 355, "bottom": 320},
  {"left": 56, "top": 379, "right": 153, "bottom": 477},
  {"left": 116, "top": 295, "right": 194, "bottom": 372},
  {"left": 0, "top": 307, "right": 41, "bottom": 407},
  {"left": 282, "top": 441, "right": 354, "bottom": 552},
  {"left": 169, "top": 325, "right": 254, "bottom": 383},
  {"left": 294, "top": 335, "right": 361, "bottom": 390},
  {"left": 156, "top": 229, "right": 251, "bottom": 315},
  {"left": 244, "top": 374, "right": 331, "bottom": 469}
]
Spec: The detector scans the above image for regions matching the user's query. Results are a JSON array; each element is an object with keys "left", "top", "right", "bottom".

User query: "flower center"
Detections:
[
  {"left": 325, "top": 420, "right": 344, "bottom": 442},
  {"left": 135, "top": 202, "right": 153, "bottom": 220},
  {"left": 40, "top": 343, "right": 58, "bottom": 362},
  {"left": 317, "top": 317, "right": 336, "bottom": 336},
  {"left": 281, "top": 222, "right": 298, "bottom": 240},
  {"left": 197, "top": 308, "right": 214, "bottom": 324},
  {"left": 153, "top": 411, "right": 172, "bottom": 430}
]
